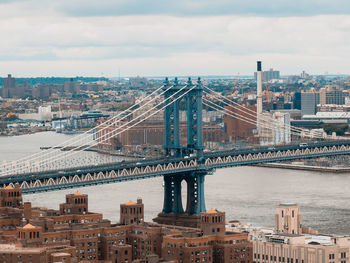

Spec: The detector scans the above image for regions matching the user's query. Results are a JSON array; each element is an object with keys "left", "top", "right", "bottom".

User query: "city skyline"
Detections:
[{"left": 0, "top": 0, "right": 349, "bottom": 77}]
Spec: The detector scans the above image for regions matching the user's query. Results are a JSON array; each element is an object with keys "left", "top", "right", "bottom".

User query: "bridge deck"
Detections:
[{"left": 1, "top": 140, "right": 350, "bottom": 194}]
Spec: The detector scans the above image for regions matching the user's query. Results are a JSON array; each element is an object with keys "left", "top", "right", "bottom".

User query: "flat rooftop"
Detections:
[{"left": 279, "top": 203, "right": 297, "bottom": 207}]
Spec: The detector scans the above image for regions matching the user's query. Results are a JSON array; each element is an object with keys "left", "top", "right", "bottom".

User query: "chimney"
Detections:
[{"left": 256, "top": 61, "right": 263, "bottom": 138}]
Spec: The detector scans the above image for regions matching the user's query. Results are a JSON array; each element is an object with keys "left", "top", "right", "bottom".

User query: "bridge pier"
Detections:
[
  {"left": 154, "top": 170, "right": 207, "bottom": 228},
  {"left": 185, "top": 171, "right": 206, "bottom": 214}
]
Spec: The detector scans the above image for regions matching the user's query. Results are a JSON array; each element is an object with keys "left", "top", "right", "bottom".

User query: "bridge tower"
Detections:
[
  {"left": 186, "top": 77, "right": 204, "bottom": 158},
  {"left": 163, "top": 77, "right": 182, "bottom": 157},
  {"left": 154, "top": 77, "right": 208, "bottom": 228},
  {"left": 163, "top": 77, "right": 204, "bottom": 158}
]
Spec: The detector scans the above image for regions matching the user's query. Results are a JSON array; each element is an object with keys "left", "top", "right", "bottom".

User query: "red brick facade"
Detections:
[
  {"left": 0, "top": 188, "right": 252, "bottom": 263},
  {"left": 224, "top": 105, "right": 257, "bottom": 143}
]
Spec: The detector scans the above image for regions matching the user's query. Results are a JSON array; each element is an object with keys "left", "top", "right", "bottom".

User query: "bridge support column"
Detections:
[
  {"left": 162, "top": 176, "right": 172, "bottom": 213},
  {"left": 162, "top": 176, "right": 184, "bottom": 214},
  {"left": 185, "top": 171, "right": 206, "bottom": 215}
]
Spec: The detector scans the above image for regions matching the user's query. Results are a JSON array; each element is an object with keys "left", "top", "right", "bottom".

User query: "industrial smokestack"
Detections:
[
  {"left": 257, "top": 61, "right": 262, "bottom": 72},
  {"left": 257, "top": 61, "right": 263, "bottom": 137}
]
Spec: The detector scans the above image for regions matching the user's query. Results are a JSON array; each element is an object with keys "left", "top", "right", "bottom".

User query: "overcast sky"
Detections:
[{"left": 0, "top": 0, "right": 349, "bottom": 77}]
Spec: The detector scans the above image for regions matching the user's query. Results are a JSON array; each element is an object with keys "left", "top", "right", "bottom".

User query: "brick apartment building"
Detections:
[
  {"left": 223, "top": 104, "right": 257, "bottom": 143},
  {"left": 0, "top": 184, "right": 252, "bottom": 263}
]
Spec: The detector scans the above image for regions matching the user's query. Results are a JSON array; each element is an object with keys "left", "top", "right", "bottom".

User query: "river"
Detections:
[{"left": 1, "top": 132, "right": 350, "bottom": 235}]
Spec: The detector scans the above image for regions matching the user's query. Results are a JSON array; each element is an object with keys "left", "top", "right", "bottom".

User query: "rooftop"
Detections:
[
  {"left": 279, "top": 203, "right": 297, "bottom": 207},
  {"left": 22, "top": 223, "right": 37, "bottom": 229},
  {"left": 124, "top": 200, "right": 136, "bottom": 205},
  {"left": 0, "top": 244, "right": 43, "bottom": 252}
]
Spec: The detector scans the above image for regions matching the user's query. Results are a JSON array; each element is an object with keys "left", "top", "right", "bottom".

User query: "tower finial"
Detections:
[{"left": 187, "top": 77, "right": 192, "bottom": 86}]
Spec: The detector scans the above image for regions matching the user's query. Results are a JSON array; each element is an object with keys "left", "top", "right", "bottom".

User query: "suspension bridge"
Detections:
[{"left": 1, "top": 75, "right": 350, "bottom": 226}]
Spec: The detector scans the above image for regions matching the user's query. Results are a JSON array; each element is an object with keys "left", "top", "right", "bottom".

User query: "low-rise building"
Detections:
[
  {"left": 0, "top": 187, "right": 252, "bottom": 263},
  {"left": 251, "top": 204, "right": 350, "bottom": 263}
]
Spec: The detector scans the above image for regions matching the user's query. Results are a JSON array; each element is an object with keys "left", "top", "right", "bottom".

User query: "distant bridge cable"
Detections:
[
  {"left": 203, "top": 87, "right": 327, "bottom": 139},
  {"left": 203, "top": 86, "right": 318, "bottom": 136},
  {"left": 202, "top": 98, "right": 319, "bottom": 139},
  {"left": 5, "top": 83, "right": 197, "bottom": 176},
  {"left": 202, "top": 98, "right": 308, "bottom": 138},
  {"left": 1, "top": 84, "right": 173, "bottom": 176}
]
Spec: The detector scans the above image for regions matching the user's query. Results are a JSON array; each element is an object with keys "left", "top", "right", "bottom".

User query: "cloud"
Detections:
[
  {"left": 0, "top": 14, "right": 349, "bottom": 76},
  {"left": 40, "top": 0, "right": 350, "bottom": 17},
  {"left": 2, "top": 0, "right": 350, "bottom": 17},
  {"left": 0, "top": 1, "right": 349, "bottom": 76}
]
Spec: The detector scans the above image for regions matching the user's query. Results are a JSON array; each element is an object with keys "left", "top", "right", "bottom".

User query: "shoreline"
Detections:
[{"left": 255, "top": 163, "right": 350, "bottom": 173}]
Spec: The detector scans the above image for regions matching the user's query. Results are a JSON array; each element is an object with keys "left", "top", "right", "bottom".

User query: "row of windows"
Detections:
[
  {"left": 254, "top": 253, "right": 305, "bottom": 263},
  {"left": 281, "top": 210, "right": 295, "bottom": 218},
  {"left": 5, "top": 191, "right": 20, "bottom": 197},
  {"left": 121, "top": 207, "right": 142, "bottom": 214}
]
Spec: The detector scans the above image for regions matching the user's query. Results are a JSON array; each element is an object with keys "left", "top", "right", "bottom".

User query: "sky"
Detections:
[{"left": 0, "top": 0, "right": 349, "bottom": 77}]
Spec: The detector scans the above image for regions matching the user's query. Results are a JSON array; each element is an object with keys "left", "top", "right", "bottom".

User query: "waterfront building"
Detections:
[
  {"left": 274, "top": 203, "right": 302, "bottom": 235},
  {"left": 302, "top": 112, "right": 350, "bottom": 124},
  {"left": 0, "top": 186, "right": 252, "bottom": 263},
  {"left": 251, "top": 204, "right": 350, "bottom": 263},
  {"left": 223, "top": 104, "right": 257, "bottom": 143},
  {"left": 272, "top": 112, "right": 291, "bottom": 145},
  {"left": 318, "top": 104, "right": 350, "bottom": 113},
  {"left": 259, "top": 112, "right": 274, "bottom": 145}
]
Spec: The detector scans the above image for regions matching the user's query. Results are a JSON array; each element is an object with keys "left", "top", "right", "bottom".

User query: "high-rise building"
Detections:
[
  {"left": 301, "top": 91, "right": 320, "bottom": 116},
  {"left": 272, "top": 112, "right": 291, "bottom": 145},
  {"left": 64, "top": 79, "right": 80, "bottom": 94},
  {"left": 293, "top": 92, "right": 301, "bottom": 110},
  {"left": 254, "top": 68, "right": 280, "bottom": 82},
  {"left": 275, "top": 203, "right": 302, "bottom": 235},
  {"left": 1, "top": 74, "right": 15, "bottom": 98},
  {"left": 259, "top": 112, "right": 274, "bottom": 145},
  {"left": 320, "top": 85, "right": 345, "bottom": 105}
]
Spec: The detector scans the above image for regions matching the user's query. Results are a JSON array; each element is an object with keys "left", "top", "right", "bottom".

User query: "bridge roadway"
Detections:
[{"left": 3, "top": 140, "right": 350, "bottom": 194}]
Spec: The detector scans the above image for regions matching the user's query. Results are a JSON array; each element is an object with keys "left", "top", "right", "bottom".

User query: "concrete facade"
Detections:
[{"left": 252, "top": 204, "right": 350, "bottom": 263}]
